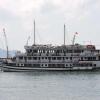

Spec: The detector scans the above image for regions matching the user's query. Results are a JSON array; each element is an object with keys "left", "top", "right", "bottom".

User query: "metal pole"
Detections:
[
  {"left": 34, "top": 20, "right": 35, "bottom": 45},
  {"left": 64, "top": 24, "right": 65, "bottom": 45}
]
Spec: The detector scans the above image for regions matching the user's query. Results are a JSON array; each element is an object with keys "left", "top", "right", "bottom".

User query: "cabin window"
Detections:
[
  {"left": 38, "top": 57, "right": 40, "bottom": 60},
  {"left": 42, "top": 57, "right": 44, "bottom": 59},
  {"left": 48, "top": 57, "right": 51, "bottom": 60},
  {"left": 98, "top": 56, "right": 100, "bottom": 60},
  {"left": 24, "top": 57, "right": 27, "bottom": 60},
  {"left": 93, "top": 57, "right": 96, "bottom": 60},
  {"left": 38, "top": 50, "right": 39, "bottom": 53},
  {"left": 43, "top": 50, "right": 45, "bottom": 53},
  {"left": 85, "top": 57, "right": 87, "bottom": 60},
  {"left": 74, "top": 50, "right": 81, "bottom": 53},
  {"left": 28, "top": 49, "right": 32, "bottom": 53},
  {"left": 81, "top": 50, "right": 84, "bottom": 52},
  {"left": 90, "top": 64, "right": 92, "bottom": 66},
  {"left": 66, "top": 64, "right": 68, "bottom": 67},
  {"left": 21, "top": 64, "right": 24, "bottom": 66},
  {"left": 33, "top": 57, "right": 37, "bottom": 60},
  {"left": 19, "top": 56, "right": 23, "bottom": 60},
  {"left": 39, "top": 50, "right": 41, "bottom": 53},
  {"left": 52, "top": 57, "right": 56, "bottom": 60},
  {"left": 81, "top": 57, "right": 83, "bottom": 60},
  {"left": 57, "top": 57, "right": 61, "bottom": 60},
  {"left": 52, "top": 50, "right": 54, "bottom": 53},
  {"left": 45, "top": 57, "right": 47, "bottom": 59},
  {"left": 86, "top": 57, "right": 90, "bottom": 60},
  {"left": 28, "top": 64, "right": 32, "bottom": 66},
  {"left": 70, "top": 57, "right": 72, "bottom": 60},
  {"left": 28, "top": 57, "right": 32, "bottom": 60},
  {"left": 94, "top": 64, "right": 96, "bottom": 66},
  {"left": 67, "top": 50, "right": 72, "bottom": 53},
  {"left": 33, "top": 50, "right": 38, "bottom": 53},
  {"left": 66, "top": 57, "right": 68, "bottom": 59},
  {"left": 45, "top": 64, "right": 47, "bottom": 67}
]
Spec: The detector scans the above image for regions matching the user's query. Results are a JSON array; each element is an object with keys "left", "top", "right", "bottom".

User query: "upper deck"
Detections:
[{"left": 24, "top": 44, "right": 96, "bottom": 56}]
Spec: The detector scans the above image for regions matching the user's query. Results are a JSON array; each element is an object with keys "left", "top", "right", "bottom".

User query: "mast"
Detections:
[
  {"left": 34, "top": 20, "right": 35, "bottom": 45},
  {"left": 64, "top": 24, "right": 66, "bottom": 45},
  {"left": 3, "top": 28, "right": 9, "bottom": 58},
  {"left": 72, "top": 34, "right": 76, "bottom": 46}
]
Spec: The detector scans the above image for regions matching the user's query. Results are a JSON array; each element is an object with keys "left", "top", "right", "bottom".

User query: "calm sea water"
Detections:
[{"left": 0, "top": 71, "right": 100, "bottom": 100}]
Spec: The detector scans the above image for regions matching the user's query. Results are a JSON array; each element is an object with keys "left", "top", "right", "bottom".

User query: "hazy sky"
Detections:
[{"left": 0, "top": 0, "right": 100, "bottom": 51}]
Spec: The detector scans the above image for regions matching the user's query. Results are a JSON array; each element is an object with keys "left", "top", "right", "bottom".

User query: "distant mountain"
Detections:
[{"left": 0, "top": 48, "right": 17, "bottom": 58}]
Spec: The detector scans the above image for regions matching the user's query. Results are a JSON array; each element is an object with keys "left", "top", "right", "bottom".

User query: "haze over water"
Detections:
[{"left": 0, "top": 71, "right": 100, "bottom": 100}]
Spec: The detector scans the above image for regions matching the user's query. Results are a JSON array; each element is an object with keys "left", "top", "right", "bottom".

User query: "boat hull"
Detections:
[{"left": 2, "top": 65, "right": 97, "bottom": 72}]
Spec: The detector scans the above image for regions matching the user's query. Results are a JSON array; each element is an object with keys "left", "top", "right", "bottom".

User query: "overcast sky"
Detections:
[{"left": 0, "top": 0, "right": 100, "bottom": 51}]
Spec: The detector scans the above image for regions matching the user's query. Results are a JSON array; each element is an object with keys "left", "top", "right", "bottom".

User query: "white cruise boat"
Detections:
[{"left": 2, "top": 22, "right": 100, "bottom": 72}]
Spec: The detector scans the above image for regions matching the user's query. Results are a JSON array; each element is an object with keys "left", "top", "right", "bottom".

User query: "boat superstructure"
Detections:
[{"left": 2, "top": 43, "right": 100, "bottom": 71}]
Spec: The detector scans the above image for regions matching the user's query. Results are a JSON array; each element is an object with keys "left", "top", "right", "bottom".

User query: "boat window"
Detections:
[
  {"left": 42, "top": 57, "right": 44, "bottom": 59},
  {"left": 43, "top": 50, "right": 45, "bottom": 53},
  {"left": 81, "top": 57, "right": 83, "bottom": 60},
  {"left": 19, "top": 56, "right": 23, "bottom": 60},
  {"left": 57, "top": 57, "right": 61, "bottom": 60},
  {"left": 48, "top": 57, "right": 50, "bottom": 59},
  {"left": 38, "top": 57, "right": 40, "bottom": 60},
  {"left": 45, "top": 64, "right": 47, "bottom": 67},
  {"left": 52, "top": 50, "right": 54, "bottom": 53},
  {"left": 90, "top": 64, "right": 92, "bottom": 66},
  {"left": 66, "top": 57, "right": 68, "bottom": 59},
  {"left": 66, "top": 64, "right": 68, "bottom": 66},
  {"left": 81, "top": 50, "right": 84, "bottom": 52},
  {"left": 33, "top": 50, "right": 38, "bottom": 53},
  {"left": 28, "top": 50, "right": 32, "bottom": 53},
  {"left": 85, "top": 57, "right": 87, "bottom": 60},
  {"left": 70, "top": 57, "right": 72, "bottom": 60},
  {"left": 70, "top": 64, "right": 72, "bottom": 66},
  {"left": 21, "top": 64, "right": 24, "bottom": 66},
  {"left": 39, "top": 50, "right": 41, "bottom": 53},
  {"left": 94, "top": 64, "right": 96, "bottom": 66},
  {"left": 74, "top": 50, "right": 81, "bottom": 53},
  {"left": 28, "top": 57, "right": 32, "bottom": 60},
  {"left": 93, "top": 57, "right": 96, "bottom": 60},
  {"left": 52, "top": 57, "right": 56, "bottom": 60},
  {"left": 45, "top": 57, "right": 47, "bottom": 59},
  {"left": 33, "top": 57, "right": 37, "bottom": 60},
  {"left": 69, "top": 50, "right": 72, "bottom": 53},
  {"left": 29, "top": 64, "right": 32, "bottom": 66},
  {"left": 98, "top": 56, "right": 100, "bottom": 60}
]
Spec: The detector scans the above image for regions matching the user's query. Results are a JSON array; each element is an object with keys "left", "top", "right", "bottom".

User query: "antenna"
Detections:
[
  {"left": 3, "top": 28, "right": 9, "bottom": 58},
  {"left": 34, "top": 20, "right": 35, "bottom": 45},
  {"left": 64, "top": 24, "right": 66, "bottom": 45}
]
